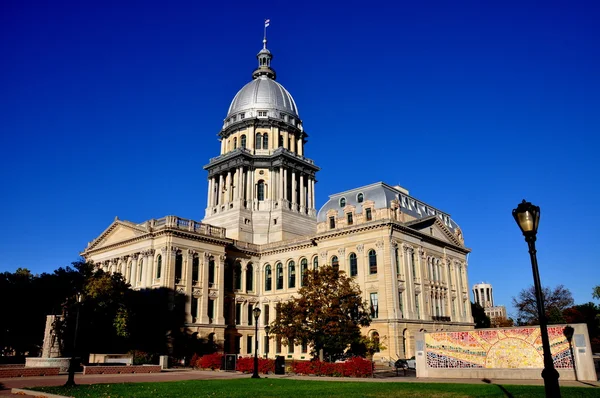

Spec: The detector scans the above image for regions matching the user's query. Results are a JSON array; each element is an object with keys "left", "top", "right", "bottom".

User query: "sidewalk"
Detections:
[{"left": 1, "top": 369, "right": 598, "bottom": 397}]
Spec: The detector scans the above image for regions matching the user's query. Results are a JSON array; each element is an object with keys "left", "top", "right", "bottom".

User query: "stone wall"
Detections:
[
  {"left": 415, "top": 323, "right": 596, "bottom": 382},
  {"left": 82, "top": 365, "right": 161, "bottom": 375},
  {"left": 26, "top": 357, "right": 71, "bottom": 373}
]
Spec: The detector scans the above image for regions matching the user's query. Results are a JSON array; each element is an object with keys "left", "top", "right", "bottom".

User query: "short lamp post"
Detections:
[
  {"left": 65, "top": 292, "right": 83, "bottom": 387},
  {"left": 264, "top": 325, "right": 271, "bottom": 359},
  {"left": 563, "top": 325, "right": 577, "bottom": 381},
  {"left": 251, "top": 307, "right": 262, "bottom": 379},
  {"left": 513, "top": 200, "right": 561, "bottom": 398}
]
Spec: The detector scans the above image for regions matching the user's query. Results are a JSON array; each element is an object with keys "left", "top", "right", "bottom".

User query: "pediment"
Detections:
[
  {"left": 87, "top": 220, "right": 147, "bottom": 251},
  {"left": 404, "top": 216, "right": 462, "bottom": 247}
]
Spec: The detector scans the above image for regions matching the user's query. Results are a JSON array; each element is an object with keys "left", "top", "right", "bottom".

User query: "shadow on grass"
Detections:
[{"left": 482, "top": 378, "right": 514, "bottom": 398}]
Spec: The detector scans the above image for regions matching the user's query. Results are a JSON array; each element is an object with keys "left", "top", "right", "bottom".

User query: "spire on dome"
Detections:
[{"left": 252, "top": 19, "right": 276, "bottom": 80}]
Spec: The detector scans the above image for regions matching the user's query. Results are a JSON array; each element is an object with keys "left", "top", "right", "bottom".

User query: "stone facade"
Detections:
[{"left": 81, "top": 33, "right": 474, "bottom": 361}]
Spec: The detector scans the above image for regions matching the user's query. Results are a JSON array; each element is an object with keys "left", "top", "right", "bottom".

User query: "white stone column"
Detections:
[
  {"left": 291, "top": 170, "right": 297, "bottom": 210},
  {"left": 200, "top": 253, "right": 210, "bottom": 324},
  {"left": 145, "top": 250, "right": 154, "bottom": 287},
  {"left": 218, "top": 174, "right": 224, "bottom": 206},
  {"left": 207, "top": 177, "right": 213, "bottom": 208},
  {"left": 279, "top": 167, "right": 284, "bottom": 200},
  {"left": 226, "top": 171, "right": 232, "bottom": 203},
  {"left": 216, "top": 255, "right": 226, "bottom": 324},
  {"left": 283, "top": 168, "right": 288, "bottom": 202},
  {"left": 299, "top": 174, "right": 305, "bottom": 212},
  {"left": 310, "top": 178, "right": 315, "bottom": 211}
]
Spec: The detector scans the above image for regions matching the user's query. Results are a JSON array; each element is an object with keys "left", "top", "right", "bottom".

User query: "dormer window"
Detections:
[
  {"left": 357, "top": 193, "right": 364, "bottom": 203},
  {"left": 339, "top": 197, "right": 346, "bottom": 207},
  {"left": 329, "top": 216, "right": 336, "bottom": 229},
  {"left": 258, "top": 110, "right": 268, "bottom": 118},
  {"left": 240, "top": 113, "right": 245, "bottom": 120},
  {"left": 347, "top": 213, "right": 353, "bottom": 225},
  {"left": 366, "top": 208, "right": 372, "bottom": 221}
]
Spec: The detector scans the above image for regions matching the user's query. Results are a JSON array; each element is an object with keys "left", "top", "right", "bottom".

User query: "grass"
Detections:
[{"left": 33, "top": 379, "right": 600, "bottom": 398}]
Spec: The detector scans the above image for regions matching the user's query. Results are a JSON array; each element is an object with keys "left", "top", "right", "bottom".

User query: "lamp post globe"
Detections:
[
  {"left": 251, "top": 307, "right": 262, "bottom": 379},
  {"left": 513, "top": 200, "right": 561, "bottom": 397}
]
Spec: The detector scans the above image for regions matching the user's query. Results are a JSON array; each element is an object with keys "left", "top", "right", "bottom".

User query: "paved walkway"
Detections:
[{"left": 1, "top": 369, "right": 598, "bottom": 397}]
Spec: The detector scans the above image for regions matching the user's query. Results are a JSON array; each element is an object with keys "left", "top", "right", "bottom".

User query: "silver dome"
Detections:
[{"left": 226, "top": 76, "right": 299, "bottom": 120}]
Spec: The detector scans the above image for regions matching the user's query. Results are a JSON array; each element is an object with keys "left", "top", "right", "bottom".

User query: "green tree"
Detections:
[
  {"left": 512, "top": 284, "right": 574, "bottom": 325},
  {"left": 269, "top": 265, "right": 371, "bottom": 361},
  {"left": 593, "top": 285, "right": 600, "bottom": 300},
  {"left": 471, "top": 302, "right": 490, "bottom": 328}
]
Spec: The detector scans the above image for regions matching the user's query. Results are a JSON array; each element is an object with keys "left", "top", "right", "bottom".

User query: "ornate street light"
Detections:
[
  {"left": 264, "top": 325, "right": 271, "bottom": 358},
  {"left": 65, "top": 292, "right": 83, "bottom": 387},
  {"left": 513, "top": 200, "right": 561, "bottom": 397},
  {"left": 563, "top": 325, "right": 577, "bottom": 381},
  {"left": 251, "top": 306, "right": 262, "bottom": 379}
]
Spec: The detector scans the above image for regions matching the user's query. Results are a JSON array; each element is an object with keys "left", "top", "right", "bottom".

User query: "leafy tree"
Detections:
[
  {"left": 512, "top": 284, "right": 574, "bottom": 325},
  {"left": 490, "top": 316, "right": 514, "bottom": 328},
  {"left": 593, "top": 285, "right": 600, "bottom": 300},
  {"left": 269, "top": 265, "right": 371, "bottom": 361},
  {"left": 471, "top": 302, "right": 490, "bottom": 328}
]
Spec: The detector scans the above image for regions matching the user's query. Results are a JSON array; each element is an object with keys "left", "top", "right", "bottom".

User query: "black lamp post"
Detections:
[
  {"left": 513, "top": 200, "right": 561, "bottom": 397},
  {"left": 251, "top": 307, "right": 262, "bottom": 379},
  {"left": 563, "top": 325, "right": 577, "bottom": 381},
  {"left": 65, "top": 292, "right": 82, "bottom": 387},
  {"left": 264, "top": 325, "right": 271, "bottom": 358}
]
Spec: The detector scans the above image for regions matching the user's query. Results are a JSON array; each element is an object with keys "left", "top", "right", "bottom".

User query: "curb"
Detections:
[{"left": 10, "top": 388, "right": 73, "bottom": 398}]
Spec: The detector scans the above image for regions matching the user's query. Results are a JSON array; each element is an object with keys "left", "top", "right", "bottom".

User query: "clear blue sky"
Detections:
[{"left": 1, "top": 0, "right": 599, "bottom": 316}]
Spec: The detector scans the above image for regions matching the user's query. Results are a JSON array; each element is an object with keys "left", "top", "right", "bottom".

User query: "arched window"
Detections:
[
  {"left": 265, "top": 265, "right": 272, "bottom": 291},
  {"left": 208, "top": 256, "right": 215, "bottom": 285},
  {"left": 300, "top": 258, "right": 308, "bottom": 287},
  {"left": 175, "top": 252, "right": 183, "bottom": 283},
  {"left": 357, "top": 193, "right": 364, "bottom": 203},
  {"left": 240, "top": 134, "right": 246, "bottom": 148},
  {"left": 313, "top": 256, "right": 318, "bottom": 271},
  {"left": 233, "top": 137, "right": 237, "bottom": 149},
  {"left": 156, "top": 254, "right": 162, "bottom": 279},
  {"left": 276, "top": 263, "right": 284, "bottom": 289},
  {"left": 368, "top": 249, "right": 377, "bottom": 274},
  {"left": 192, "top": 255, "right": 199, "bottom": 283},
  {"left": 349, "top": 252, "right": 357, "bottom": 277},
  {"left": 255, "top": 133, "right": 262, "bottom": 149},
  {"left": 263, "top": 133, "right": 268, "bottom": 149},
  {"left": 339, "top": 197, "right": 346, "bottom": 207},
  {"left": 257, "top": 180, "right": 265, "bottom": 201},
  {"left": 288, "top": 261, "right": 296, "bottom": 288},
  {"left": 246, "top": 263, "right": 253, "bottom": 292},
  {"left": 331, "top": 256, "right": 339, "bottom": 272},
  {"left": 234, "top": 261, "right": 242, "bottom": 290}
]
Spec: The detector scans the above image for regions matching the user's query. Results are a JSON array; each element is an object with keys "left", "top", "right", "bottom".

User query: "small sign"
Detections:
[
  {"left": 578, "top": 348, "right": 586, "bottom": 354},
  {"left": 574, "top": 334, "right": 585, "bottom": 347}
]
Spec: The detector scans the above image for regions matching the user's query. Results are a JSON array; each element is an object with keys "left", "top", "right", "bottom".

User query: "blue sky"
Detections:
[{"left": 1, "top": 0, "right": 599, "bottom": 316}]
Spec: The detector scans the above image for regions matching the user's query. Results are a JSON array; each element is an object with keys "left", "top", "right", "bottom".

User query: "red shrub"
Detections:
[
  {"left": 199, "top": 353, "right": 223, "bottom": 370},
  {"left": 190, "top": 353, "right": 201, "bottom": 368},
  {"left": 291, "top": 358, "right": 372, "bottom": 378},
  {"left": 236, "top": 357, "right": 274, "bottom": 374}
]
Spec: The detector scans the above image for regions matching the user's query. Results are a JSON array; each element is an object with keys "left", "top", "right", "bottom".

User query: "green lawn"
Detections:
[{"left": 33, "top": 379, "right": 600, "bottom": 398}]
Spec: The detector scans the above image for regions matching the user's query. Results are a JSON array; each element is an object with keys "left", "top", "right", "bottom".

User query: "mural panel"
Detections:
[{"left": 425, "top": 326, "right": 573, "bottom": 369}]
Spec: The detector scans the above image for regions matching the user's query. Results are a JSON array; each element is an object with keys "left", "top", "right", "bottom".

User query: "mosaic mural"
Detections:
[{"left": 425, "top": 326, "right": 573, "bottom": 369}]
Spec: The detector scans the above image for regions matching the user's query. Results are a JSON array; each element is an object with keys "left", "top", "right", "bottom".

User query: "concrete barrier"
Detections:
[{"left": 83, "top": 365, "right": 161, "bottom": 375}]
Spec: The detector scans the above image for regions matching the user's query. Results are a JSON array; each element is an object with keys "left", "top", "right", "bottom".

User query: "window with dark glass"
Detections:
[
  {"left": 233, "top": 137, "right": 237, "bottom": 149},
  {"left": 191, "top": 296, "right": 198, "bottom": 322},
  {"left": 235, "top": 303, "right": 241, "bottom": 325},
  {"left": 279, "top": 135, "right": 284, "bottom": 147},
  {"left": 240, "top": 135, "right": 246, "bottom": 148},
  {"left": 175, "top": 252, "right": 183, "bottom": 283},
  {"left": 365, "top": 208, "right": 372, "bottom": 221},
  {"left": 313, "top": 256, "right": 318, "bottom": 271},
  {"left": 369, "top": 249, "right": 377, "bottom": 274},
  {"left": 255, "top": 133, "right": 262, "bottom": 149},
  {"left": 300, "top": 258, "right": 308, "bottom": 286},
  {"left": 347, "top": 212, "right": 353, "bottom": 225},
  {"left": 263, "top": 133, "right": 268, "bottom": 149},
  {"left": 331, "top": 256, "right": 339, "bottom": 272},
  {"left": 288, "top": 261, "right": 296, "bottom": 288},
  {"left": 339, "top": 197, "right": 346, "bottom": 207},
  {"left": 329, "top": 216, "right": 335, "bottom": 229},
  {"left": 257, "top": 180, "right": 265, "bottom": 201},
  {"left": 208, "top": 257, "right": 215, "bottom": 285},
  {"left": 247, "top": 335, "right": 253, "bottom": 354},
  {"left": 208, "top": 299, "right": 215, "bottom": 323},
  {"left": 246, "top": 263, "right": 253, "bottom": 292},
  {"left": 191, "top": 255, "right": 199, "bottom": 284},
  {"left": 265, "top": 265, "right": 272, "bottom": 291},
  {"left": 234, "top": 261, "right": 242, "bottom": 290},
  {"left": 349, "top": 253, "right": 357, "bottom": 277},
  {"left": 248, "top": 304, "right": 253, "bottom": 325},
  {"left": 276, "top": 336, "right": 282, "bottom": 353},
  {"left": 357, "top": 193, "right": 364, "bottom": 203},
  {"left": 156, "top": 254, "right": 162, "bottom": 279},
  {"left": 276, "top": 263, "right": 284, "bottom": 289},
  {"left": 264, "top": 304, "right": 270, "bottom": 324},
  {"left": 370, "top": 293, "right": 379, "bottom": 318}
]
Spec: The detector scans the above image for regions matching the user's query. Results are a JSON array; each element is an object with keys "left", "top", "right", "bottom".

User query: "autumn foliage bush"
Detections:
[
  {"left": 235, "top": 357, "right": 275, "bottom": 374},
  {"left": 291, "top": 357, "right": 372, "bottom": 377},
  {"left": 196, "top": 353, "right": 223, "bottom": 370}
]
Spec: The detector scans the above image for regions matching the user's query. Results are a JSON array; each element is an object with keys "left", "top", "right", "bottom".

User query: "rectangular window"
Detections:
[
  {"left": 247, "top": 336, "right": 253, "bottom": 354},
  {"left": 398, "top": 291, "right": 404, "bottom": 319},
  {"left": 370, "top": 293, "right": 379, "bottom": 319},
  {"left": 395, "top": 248, "right": 400, "bottom": 275},
  {"left": 265, "top": 336, "right": 270, "bottom": 355},
  {"left": 248, "top": 304, "right": 253, "bottom": 326},
  {"left": 411, "top": 252, "right": 417, "bottom": 278},
  {"left": 302, "top": 342, "right": 308, "bottom": 353},
  {"left": 347, "top": 212, "right": 353, "bottom": 225},
  {"left": 258, "top": 110, "right": 268, "bottom": 117},
  {"left": 329, "top": 216, "right": 335, "bottom": 229},
  {"left": 264, "top": 304, "right": 270, "bottom": 325},
  {"left": 288, "top": 341, "right": 294, "bottom": 354},
  {"left": 415, "top": 294, "right": 420, "bottom": 319},
  {"left": 240, "top": 113, "right": 245, "bottom": 119},
  {"left": 365, "top": 208, "right": 372, "bottom": 221},
  {"left": 276, "top": 336, "right": 282, "bottom": 353},
  {"left": 235, "top": 336, "right": 241, "bottom": 354},
  {"left": 235, "top": 303, "right": 242, "bottom": 325},
  {"left": 191, "top": 297, "right": 199, "bottom": 322},
  {"left": 208, "top": 299, "right": 215, "bottom": 323}
]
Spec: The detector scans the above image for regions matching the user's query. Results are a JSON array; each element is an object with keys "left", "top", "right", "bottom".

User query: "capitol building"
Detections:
[{"left": 82, "top": 33, "right": 474, "bottom": 361}]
